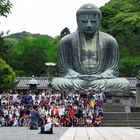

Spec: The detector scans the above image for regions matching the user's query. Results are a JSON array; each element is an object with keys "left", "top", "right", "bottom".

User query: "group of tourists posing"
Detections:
[{"left": 0, "top": 89, "right": 105, "bottom": 128}]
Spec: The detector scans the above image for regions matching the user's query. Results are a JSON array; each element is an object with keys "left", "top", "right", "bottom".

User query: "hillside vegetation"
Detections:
[
  {"left": 100, "top": 0, "right": 140, "bottom": 76},
  {"left": 1, "top": 31, "right": 60, "bottom": 76}
]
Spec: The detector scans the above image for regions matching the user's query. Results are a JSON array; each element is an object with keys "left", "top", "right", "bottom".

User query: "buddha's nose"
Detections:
[{"left": 86, "top": 20, "right": 92, "bottom": 30}]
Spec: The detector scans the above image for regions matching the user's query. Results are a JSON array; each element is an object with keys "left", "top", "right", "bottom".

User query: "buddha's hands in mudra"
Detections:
[
  {"left": 78, "top": 74, "right": 102, "bottom": 81},
  {"left": 64, "top": 69, "right": 116, "bottom": 80}
]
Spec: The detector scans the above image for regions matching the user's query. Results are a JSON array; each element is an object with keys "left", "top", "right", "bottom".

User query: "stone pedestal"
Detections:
[
  {"left": 136, "top": 77, "right": 140, "bottom": 106},
  {"left": 136, "top": 89, "right": 140, "bottom": 106},
  {"left": 104, "top": 91, "right": 135, "bottom": 106}
]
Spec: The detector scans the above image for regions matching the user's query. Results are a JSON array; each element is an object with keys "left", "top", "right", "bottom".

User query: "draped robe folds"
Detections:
[{"left": 52, "top": 31, "right": 130, "bottom": 90}]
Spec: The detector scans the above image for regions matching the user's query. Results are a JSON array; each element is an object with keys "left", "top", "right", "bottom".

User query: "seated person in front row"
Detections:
[{"left": 40, "top": 119, "right": 53, "bottom": 134}]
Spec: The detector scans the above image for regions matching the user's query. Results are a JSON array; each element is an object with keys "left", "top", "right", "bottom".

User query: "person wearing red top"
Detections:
[
  {"left": 69, "top": 106, "right": 75, "bottom": 119},
  {"left": 39, "top": 96, "right": 48, "bottom": 106}
]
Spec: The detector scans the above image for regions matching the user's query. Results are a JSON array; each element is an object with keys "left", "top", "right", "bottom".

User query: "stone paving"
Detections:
[
  {"left": 0, "top": 127, "right": 140, "bottom": 140},
  {"left": 0, "top": 127, "right": 69, "bottom": 140}
]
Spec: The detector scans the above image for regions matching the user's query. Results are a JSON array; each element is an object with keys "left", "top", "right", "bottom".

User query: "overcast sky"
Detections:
[{"left": 1, "top": 0, "right": 110, "bottom": 37}]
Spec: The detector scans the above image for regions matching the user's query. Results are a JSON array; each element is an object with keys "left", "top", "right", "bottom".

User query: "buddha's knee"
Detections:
[
  {"left": 52, "top": 78, "right": 73, "bottom": 89},
  {"left": 104, "top": 78, "right": 130, "bottom": 90},
  {"left": 89, "top": 78, "right": 130, "bottom": 90}
]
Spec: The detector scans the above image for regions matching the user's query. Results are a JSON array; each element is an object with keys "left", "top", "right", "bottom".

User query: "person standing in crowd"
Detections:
[{"left": 29, "top": 105, "right": 40, "bottom": 130}]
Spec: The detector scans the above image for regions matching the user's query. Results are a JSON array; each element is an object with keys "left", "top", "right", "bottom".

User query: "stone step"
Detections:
[
  {"left": 103, "top": 104, "right": 125, "bottom": 112},
  {"left": 101, "top": 123, "right": 140, "bottom": 127},
  {"left": 103, "top": 114, "right": 140, "bottom": 119},
  {"left": 103, "top": 112, "right": 140, "bottom": 114},
  {"left": 102, "top": 120, "right": 140, "bottom": 123},
  {"left": 101, "top": 112, "right": 140, "bottom": 127}
]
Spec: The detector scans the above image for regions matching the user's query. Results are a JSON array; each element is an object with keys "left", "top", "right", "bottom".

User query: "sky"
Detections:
[{"left": 1, "top": 0, "right": 110, "bottom": 37}]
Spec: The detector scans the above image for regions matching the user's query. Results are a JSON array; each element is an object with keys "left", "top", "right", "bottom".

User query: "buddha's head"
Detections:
[{"left": 76, "top": 3, "right": 101, "bottom": 36}]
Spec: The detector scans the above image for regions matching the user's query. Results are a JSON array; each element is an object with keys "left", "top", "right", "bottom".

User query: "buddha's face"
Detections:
[{"left": 77, "top": 13, "right": 100, "bottom": 35}]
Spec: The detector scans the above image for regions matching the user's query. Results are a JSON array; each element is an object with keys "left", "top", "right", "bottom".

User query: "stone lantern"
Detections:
[
  {"left": 27, "top": 75, "right": 39, "bottom": 90},
  {"left": 45, "top": 62, "right": 56, "bottom": 89}
]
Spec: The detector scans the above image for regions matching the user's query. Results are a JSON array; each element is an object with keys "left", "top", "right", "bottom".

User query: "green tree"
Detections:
[
  {"left": 0, "top": 58, "right": 16, "bottom": 92},
  {"left": 119, "top": 56, "right": 140, "bottom": 77},
  {"left": 20, "top": 45, "right": 48, "bottom": 76},
  {"left": 100, "top": 0, "right": 140, "bottom": 76},
  {"left": 7, "top": 35, "right": 58, "bottom": 76},
  {"left": 0, "top": 33, "right": 13, "bottom": 61},
  {"left": 0, "top": 0, "right": 12, "bottom": 17}
]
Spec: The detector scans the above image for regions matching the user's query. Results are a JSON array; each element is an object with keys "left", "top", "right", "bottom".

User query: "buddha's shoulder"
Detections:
[
  {"left": 60, "top": 32, "right": 77, "bottom": 43},
  {"left": 99, "top": 31, "right": 117, "bottom": 42},
  {"left": 99, "top": 32, "right": 118, "bottom": 46}
]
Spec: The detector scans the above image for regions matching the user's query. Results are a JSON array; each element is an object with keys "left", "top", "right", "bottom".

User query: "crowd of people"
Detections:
[{"left": 0, "top": 88, "right": 105, "bottom": 128}]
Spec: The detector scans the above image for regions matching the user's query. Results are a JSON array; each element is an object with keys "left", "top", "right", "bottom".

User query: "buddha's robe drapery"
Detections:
[{"left": 52, "top": 31, "right": 130, "bottom": 90}]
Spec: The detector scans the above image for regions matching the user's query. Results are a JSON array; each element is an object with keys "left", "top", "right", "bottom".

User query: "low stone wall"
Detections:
[{"left": 104, "top": 91, "right": 136, "bottom": 106}]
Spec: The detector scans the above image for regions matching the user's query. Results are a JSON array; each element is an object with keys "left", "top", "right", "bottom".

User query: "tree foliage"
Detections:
[
  {"left": 0, "top": 0, "right": 12, "bottom": 17},
  {"left": 100, "top": 0, "right": 140, "bottom": 76},
  {"left": 0, "top": 58, "right": 16, "bottom": 92},
  {"left": 0, "top": 33, "right": 14, "bottom": 62},
  {"left": 20, "top": 45, "right": 48, "bottom": 76},
  {"left": 6, "top": 34, "right": 58, "bottom": 76}
]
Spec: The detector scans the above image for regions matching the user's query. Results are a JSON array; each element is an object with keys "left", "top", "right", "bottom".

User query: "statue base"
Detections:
[{"left": 104, "top": 90, "right": 136, "bottom": 106}]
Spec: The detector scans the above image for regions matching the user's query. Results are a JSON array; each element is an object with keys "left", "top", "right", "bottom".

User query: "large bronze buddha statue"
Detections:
[{"left": 52, "top": 3, "right": 130, "bottom": 90}]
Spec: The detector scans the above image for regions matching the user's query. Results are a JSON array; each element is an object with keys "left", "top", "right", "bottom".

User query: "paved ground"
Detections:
[
  {"left": 0, "top": 127, "right": 69, "bottom": 140},
  {"left": 0, "top": 127, "right": 140, "bottom": 140}
]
